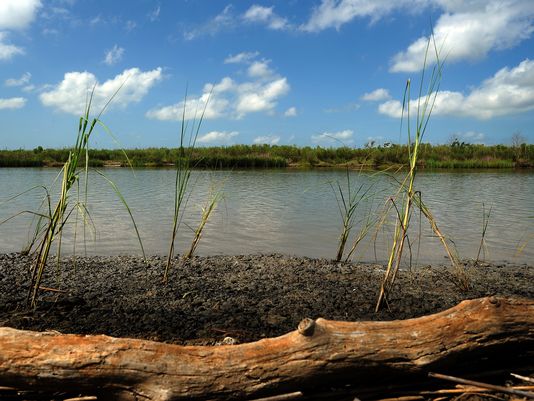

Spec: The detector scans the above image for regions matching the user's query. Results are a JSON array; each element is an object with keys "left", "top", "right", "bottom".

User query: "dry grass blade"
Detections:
[
  {"left": 183, "top": 185, "right": 223, "bottom": 260},
  {"left": 511, "top": 373, "right": 534, "bottom": 384},
  {"left": 429, "top": 373, "right": 534, "bottom": 399}
]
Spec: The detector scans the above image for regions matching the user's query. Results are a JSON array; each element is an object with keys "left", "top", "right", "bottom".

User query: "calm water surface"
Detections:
[{"left": 0, "top": 168, "right": 532, "bottom": 265}]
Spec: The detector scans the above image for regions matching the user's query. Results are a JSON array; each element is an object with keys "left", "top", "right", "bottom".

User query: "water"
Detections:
[{"left": 0, "top": 168, "right": 532, "bottom": 264}]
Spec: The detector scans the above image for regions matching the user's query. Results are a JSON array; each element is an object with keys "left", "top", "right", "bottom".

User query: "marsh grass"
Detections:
[
  {"left": 11, "top": 89, "right": 146, "bottom": 307},
  {"left": 184, "top": 184, "right": 224, "bottom": 260},
  {"left": 475, "top": 203, "right": 492, "bottom": 263},
  {"left": 375, "top": 35, "right": 467, "bottom": 312},
  {"left": 164, "top": 91, "right": 211, "bottom": 282},
  {"left": 331, "top": 168, "right": 376, "bottom": 262}
]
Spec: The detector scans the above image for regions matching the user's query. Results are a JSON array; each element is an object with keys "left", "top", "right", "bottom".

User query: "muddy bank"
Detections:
[{"left": 0, "top": 253, "right": 532, "bottom": 345}]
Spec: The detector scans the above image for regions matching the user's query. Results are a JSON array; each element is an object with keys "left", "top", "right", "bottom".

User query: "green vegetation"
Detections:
[
  {"left": 331, "top": 169, "right": 376, "bottom": 262},
  {"left": 375, "top": 38, "right": 466, "bottom": 312},
  {"left": 1, "top": 142, "right": 532, "bottom": 169},
  {"left": 164, "top": 93, "right": 222, "bottom": 281},
  {"left": 22, "top": 94, "right": 145, "bottom": 308}
]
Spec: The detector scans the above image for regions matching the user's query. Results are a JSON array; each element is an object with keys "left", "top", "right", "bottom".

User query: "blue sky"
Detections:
[{"left": 1, "top": 0, "right": 533, "bottom": 149}]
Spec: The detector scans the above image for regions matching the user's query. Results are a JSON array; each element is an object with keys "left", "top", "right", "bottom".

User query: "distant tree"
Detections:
[
  {"left": 511, "top": 131, "right": 526, "bottom": 148},
  {"left": 511, "top": 131, "right": 526, "bottom": 160}
]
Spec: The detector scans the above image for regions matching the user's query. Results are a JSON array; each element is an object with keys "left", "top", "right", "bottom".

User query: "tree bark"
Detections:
[{"left": 0, "top": 296, "right": 532, "bottom": 401}]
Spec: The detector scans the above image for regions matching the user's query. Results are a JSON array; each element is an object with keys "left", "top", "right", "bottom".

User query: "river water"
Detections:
[{"left": 0, "top": 168, "right": 532, "bottom": 265}]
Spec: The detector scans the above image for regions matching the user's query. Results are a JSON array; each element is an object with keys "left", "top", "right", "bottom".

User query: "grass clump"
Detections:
[
  {"left": 331, "top": 169, "right": 376, "bottom": 262},
  {"left": 375, "top": 36, "right": 466, "bottom": 312},
  {"left": 22, "top": 92, "right": 145, "bottom": 307},
  {"left": 164, "top": 91, "right": 222, "bottom": 281}
]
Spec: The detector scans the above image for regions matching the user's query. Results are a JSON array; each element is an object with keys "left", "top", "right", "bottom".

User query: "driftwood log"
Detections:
[{"left": 0, "top": 296, "right": 533, "bottom": 400}]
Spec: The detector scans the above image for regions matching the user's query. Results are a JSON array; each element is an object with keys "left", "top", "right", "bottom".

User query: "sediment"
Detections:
[{"left": 0, "top": 253, "right": 532, "bottom": 345}]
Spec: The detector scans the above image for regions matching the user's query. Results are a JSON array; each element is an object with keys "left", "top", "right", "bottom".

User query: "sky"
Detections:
[{"left": 1, "top": 0, "right": 533, "bottom": 149}]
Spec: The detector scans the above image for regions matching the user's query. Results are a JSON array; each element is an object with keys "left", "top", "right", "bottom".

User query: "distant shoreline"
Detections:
[{"left": 1, "top": 143, "right": 532, "bottom": 169}]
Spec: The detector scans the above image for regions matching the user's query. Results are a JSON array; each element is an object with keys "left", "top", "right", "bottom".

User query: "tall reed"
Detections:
[
  {"left": 164, "top": 91, "right": 210, "bottom": 282},
  {"left": 375, "top": 35, "right": 467, "bottom": 312}
]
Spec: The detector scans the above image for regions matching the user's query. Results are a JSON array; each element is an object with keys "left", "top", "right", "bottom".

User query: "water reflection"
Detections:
[{"left": 0, "top": 168, "right": 532, "bottom": 264}]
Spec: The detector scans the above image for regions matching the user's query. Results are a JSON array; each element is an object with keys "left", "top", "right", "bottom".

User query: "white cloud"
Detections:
[
  {"left": 362, "top": 88, "right": 391, "bottom": 101},
  {"left": 312, "top": 129, "right": 354, "bottom": 145},
  {"left": 284, "top": 106, "right": 297, "bottom": 117},
  {"left": 243, "top": 5, "right": 289, "bottom": 30},
  {"left": 197, "top": 130, "right": 238, "bottom": 144},
  {"left": 224, "top": 51, "right": 259, "bottom": 64},
  {"left": 103, "top": 45, "right": 125, "bottom": 65},
  {"left": 300, "top": 1, "right": 534, "bottom": 72},
  {"left": 0, "top": 97, "right": 26, "bottom": 109},
  {"left": 301, "top": 0, "right": 419, "bottom": 32},
  {"left": 452, "top": 131, "right": 486, "bottom": 144},
  {"left": 146, "top": 92, "right": 230, "bottom": 121},
  {"left": 235, "top": 78, "right": 290, "bottom": 117},
  {"left": 0, "top": 0, "right": 41, "bottom": 30},
  {"left": 5, "top": 72, "right": 31, "bottom": 87},
  {"left": 247, "top": 60, "right": 273, "bottom": 78},
  {"left": 253, "top": 135, "right": 280, "bottom": 145},
  {"left": 184, "top": 5, "right": 235, "bottom": 40},
  {"left": 391, "top": 1, "right": 534, "bottom": 72},
  {"left": 379, "top": 58, "right": 534, "bottom": 119},
  {"left": 0, "top": 32, "right": 24, "bottom": 60},
  {"left": 185, "top": 4, "right": 290, "bottom": 40},
  {"left": 148, "top": 57, "right": 290, "bottom": 121},
  {"left": 40, "top": 67, "right": 163, "bottom": 115}
]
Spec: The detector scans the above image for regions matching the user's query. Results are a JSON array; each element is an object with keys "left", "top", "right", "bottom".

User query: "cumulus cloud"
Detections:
[
  {"left": 224, "top": 51, "right": 259, "bottom": 64},
  {"left": 253, "top": 135, "right": 281, "bottom": 145},
  {"left": 103, "top": 45, "right": 125, "bottom": 65},
  {"left": 391, "top": 1, "right": 534, "bottom": 72},
  {"left": 300, "top": 0, "right": 534, "bottom": 72},
  {"left": 312, "top": 129, "right": 354, "bottom": 145},
  {"left": 0, "top": 97, "right": 26, "bottom": 109},
  {"left": 243, "top": 5, "right": 289, "bottom": 30},
  {"left": 146, "top": 92, "right": 230, "bottom": 121},
  {"left": 147, "top": 57, "right": 290, "bottom": 121},
  {"left": 247, "top": 60, "right": 273, "bottom": 78},
  {"left": 362, "top": 88, "right": 391, "bottom": 101},
  {"left": 40, "top": 67, "right": 163, "bottom": 115},
  {"left": 235, "top": 78, "right": 289, "bottom": 117},
  {"left": 5, "top": 72, "right": 31, "bottom": 87},
  {"left": 379, "top": 58, "right": 534, "bottom": 119},
  {"left": 284, "top": 106, "right": 297, "bottom": 117},
  {"left": 197, "top": 130, "right": 239, "bottom": 144},
  {"left": 0, "top": 0, "right": 41, "bottom": 30}
]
